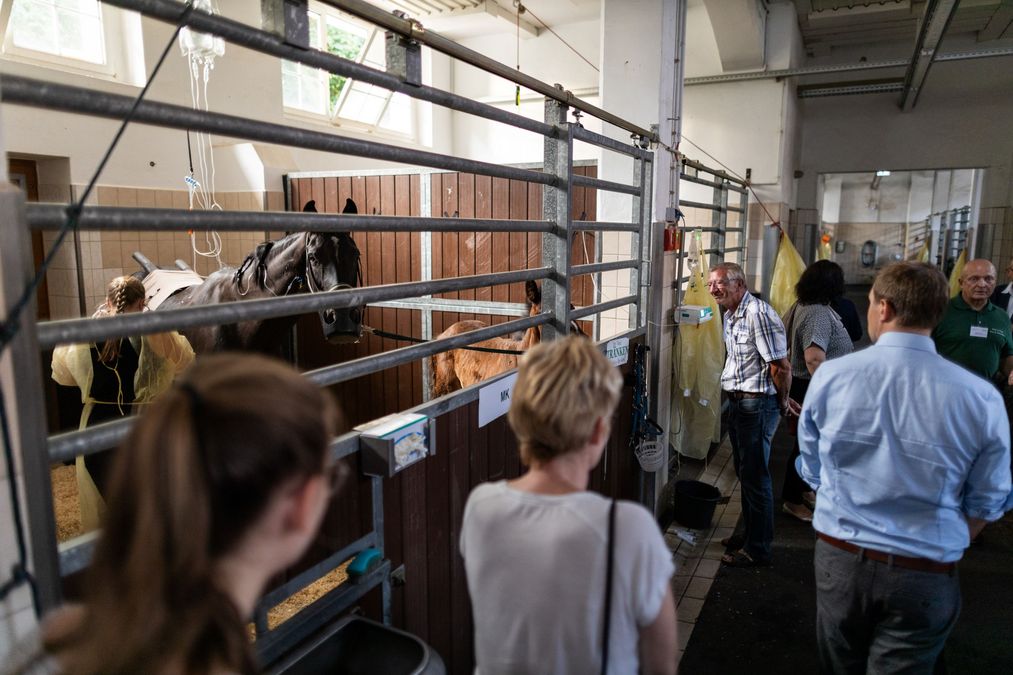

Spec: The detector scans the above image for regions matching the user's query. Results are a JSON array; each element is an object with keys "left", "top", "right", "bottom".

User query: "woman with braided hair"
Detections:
[
  {"left": 51, "top": 275, "right": 194, "bottom": 531},
  {"left": 6, "top": 354, "right": 346, "bottom": 675}
]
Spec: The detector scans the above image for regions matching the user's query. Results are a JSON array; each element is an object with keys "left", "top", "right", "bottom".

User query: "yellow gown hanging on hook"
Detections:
[
  {"left": 769, "top": 230, "right": 806, "bottom": 318},
  {"left": 671, "top": 230, "right": 724, "bottom": 460},
  {"left": 948, "top": 248, "right": 967, "bottom": 298}
]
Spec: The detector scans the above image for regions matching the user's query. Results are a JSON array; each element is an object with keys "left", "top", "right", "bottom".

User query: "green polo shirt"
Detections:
[{"left": 932, "top": 295, "right": 1013, "bottom": 380}]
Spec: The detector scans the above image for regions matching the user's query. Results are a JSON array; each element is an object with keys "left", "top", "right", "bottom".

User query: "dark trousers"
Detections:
[
  {"left": 727, "top": 394, "right": 780, "bottom": 561},
  {"left": 815, "top": 539, "right": 960, "bottom": 675},
  {"left": 782, "top": 377, "right": 812, "bottom": 504}
]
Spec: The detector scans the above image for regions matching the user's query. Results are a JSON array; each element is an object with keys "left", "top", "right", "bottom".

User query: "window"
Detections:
[
  {"left": 281, "top": 4, "right": 415, "bottom": 138},
  {"left": 5, "top": 0, "right": 106, "bottom": 65},
  {"left": 1, "top": 0, "right": 146, "bottom": 85}
]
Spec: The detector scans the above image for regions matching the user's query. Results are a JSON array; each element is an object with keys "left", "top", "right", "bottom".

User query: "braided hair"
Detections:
[{"left": 96, "top": 276, "right": 146, "bottom": 365}]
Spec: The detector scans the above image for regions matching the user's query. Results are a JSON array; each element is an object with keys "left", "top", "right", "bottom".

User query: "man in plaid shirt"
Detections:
[{"left": 708, "top": 262, "right": 798, "bottom": 567}]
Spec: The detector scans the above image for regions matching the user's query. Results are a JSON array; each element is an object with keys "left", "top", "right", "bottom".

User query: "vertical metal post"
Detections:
[
  {"left": 371, "top": 474, "right": 390, "bottom": 624},
  {"left": 419, "top": 173, "right": 433, "bottom": 400},
  {"left": 541, "top": 93, "right": 572, "bottom": 340},
  {"left": 736, "top": 187, "right": 748, "bottom": 266},
  {"left": 0, "top": 182, "right": 61, "bottom": 611},
  {"left": 628, "top": 156, "right": 645, "bottom": 330},
  {"left": 712, "top": 182, "right": 729, "bottom": 270}
]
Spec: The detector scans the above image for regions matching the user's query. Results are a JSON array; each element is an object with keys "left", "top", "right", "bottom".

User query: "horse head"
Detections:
[
  {"left": 525, "top": 280, "right": 585, "bottom": 343},
  {"left": 304, "top": 198, "right": 363, "bottom": 344}
]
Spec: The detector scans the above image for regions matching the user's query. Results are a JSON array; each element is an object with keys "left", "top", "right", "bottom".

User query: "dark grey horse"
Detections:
[{"left": 158, "top": 199, "right": 363, "bottom": 354}]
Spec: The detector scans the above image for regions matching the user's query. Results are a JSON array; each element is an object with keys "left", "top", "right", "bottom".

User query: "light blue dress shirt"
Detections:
[{"left": 797, "top": 331, "right": 1011, "bottom": 562}]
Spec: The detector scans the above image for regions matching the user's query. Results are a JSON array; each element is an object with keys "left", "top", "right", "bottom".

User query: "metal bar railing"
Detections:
[
  {"left": 25, "top": 204, "right": 555, "bottom": 234},
  {"left": 36, "top": 267, "right": 551, "bottom": 349},
  {"left": 571, "top": 125, "right": 652, "bottom": 159},
  {"left": 571, "top": 260, "right": 638, "bottom": 276},
  {"left": 0, "top": 76, "right": 556, "bottom": 188},
  {"left": 325, "top": 0, "right": 658, "bottom": 143},
  {"left": 572, "top": 221, "right": 641, "bottom": 232},
  {"left": 681, "top": 158, "right": 748, "bottom": 191},
  {"left": 305, "top": 313, "right": 551, "bottom": 388},
  {"left": 101, "top": 0, "right": 555, "bottom": 138},
  {"left": 258, "top": 533, "right": 376, "bottom": 610},
  {"left": 571, "top": 295, "right": 638, "bottom": 321},
  {"left": 572, "top": 173, "right": 641, "bottom": 196},
  {"left": 680, "top": 199, "right": 723, "bottom": 212}
]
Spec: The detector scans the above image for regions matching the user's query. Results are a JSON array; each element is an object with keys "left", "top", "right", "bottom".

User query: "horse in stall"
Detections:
[
  {"left": 154, "top": 198, "right": 363, "bottom": 354},
  {"left": 429, "top": 280, "right": 584, "bottom": 397}
]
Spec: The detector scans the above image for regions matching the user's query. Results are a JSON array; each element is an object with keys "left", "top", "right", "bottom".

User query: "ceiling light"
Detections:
[{"left": 876, "top": 170, "right": 891, "bottom": 177}]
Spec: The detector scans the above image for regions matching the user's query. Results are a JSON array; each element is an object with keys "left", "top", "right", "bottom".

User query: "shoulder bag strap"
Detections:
[{"left": 601, "top": 498, "right": 617, "bottom": 675}]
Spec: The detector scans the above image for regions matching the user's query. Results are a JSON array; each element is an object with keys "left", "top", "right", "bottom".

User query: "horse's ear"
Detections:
[
  {"left": 526, "top": 280, "right": 541, "bottom": 305},
  {"left": 342, "top": 198, "right": 358, "bottom": 215},
  {"left": 303, "top": 200, "right": 317, "bottom": 213}
]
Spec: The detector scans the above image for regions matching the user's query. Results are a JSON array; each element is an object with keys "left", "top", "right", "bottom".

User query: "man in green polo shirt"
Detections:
[{"left": 932, "top": 258, "right": 1013, "bottom": 384}]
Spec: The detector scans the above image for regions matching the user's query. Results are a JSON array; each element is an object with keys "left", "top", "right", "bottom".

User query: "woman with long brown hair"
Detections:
[
  {"left": 9, "top": 353, "right": 345, "bottom": 674},
  {"left": 51, "top": 275, "right": 194, "bottom": 530}
]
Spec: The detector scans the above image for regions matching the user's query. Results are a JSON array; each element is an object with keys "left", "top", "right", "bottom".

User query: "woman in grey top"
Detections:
[{"left": 781, "top": 260, "right": 855, "bottom": 522}]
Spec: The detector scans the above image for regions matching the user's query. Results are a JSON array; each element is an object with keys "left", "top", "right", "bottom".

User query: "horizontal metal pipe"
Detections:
[
  {"left": 726, "top": 206, "right": 745, "bottom": 213},
  {"left": 305, "top": 313, "right": 551, "bottom": 387},
  {"left": 572, "top": 221, "right": 640, "bottom": 232},
  {"left": 25, "top": 204, "right": 555, "bottom": 234},
  {"left": 572, "top": 174, "right": 641, "bottom": 197},
  {"left": 679, "top": 173, "right": 726, "bottom": 190},
  {"left": 679, "top": 199, "right": 722, "bottom": 212},
  {"left": 685, "top": 47, "right": 1013, "bottom": 86},
  {"left": 36, "top": 267, "right": 550, "bottom": 348},
  {"left": 369, "top": 297, "right": 529, "bottom": 316},
  {"left": 101, "top": 0, "right": 554, "bottom": 138},
  {"left": 571, "top": 294, "right": 637, "bottom": 320},
  {"left": 0, "top": 76, "right": 555, "bottom": 188},
  {"left": 677, "top": 226, "right": 721, "bottom": 232},
  {"left": 681, "top": 159, "right": 747, "bottom": 189},
  {"left": 571, "top": 126, "right": 652, "bottom": 159},
  {"left": 571, "top": 260, "right": 638, "bottom": 276},
  {"left": 322, "top": 0, "right": 659, "bottom": 142}
]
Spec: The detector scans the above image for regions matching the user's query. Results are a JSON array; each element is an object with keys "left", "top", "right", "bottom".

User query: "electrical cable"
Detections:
[
  {"left": 516, "top": 1, "right": 600, "bottom": 74},
  {"left": 0, "top": 0, "right": 197, "bottom": 615}
]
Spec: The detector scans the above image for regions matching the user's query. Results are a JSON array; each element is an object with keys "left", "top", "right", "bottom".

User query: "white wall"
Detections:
[
  {"left": 0, "top": 1, "right": 454, "bottom": 193},
  {"left": 451, "top": 17, "right": 603, "bottom": 164},
  {"left": 797, "top": 47, "right": 1013, "bottom": 213}
]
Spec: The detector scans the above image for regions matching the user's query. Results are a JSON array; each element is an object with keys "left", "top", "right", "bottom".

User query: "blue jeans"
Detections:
[
  {"left": 727, "top": 394, "right": 780, "bottom": 561},
  {"left": 814, "top": 539, "right": 960, "bottom": 674}
]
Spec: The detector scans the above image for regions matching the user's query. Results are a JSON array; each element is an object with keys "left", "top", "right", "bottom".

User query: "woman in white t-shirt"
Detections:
[{"left": 460, "top": 336, "right": 677, "bottom": 675}]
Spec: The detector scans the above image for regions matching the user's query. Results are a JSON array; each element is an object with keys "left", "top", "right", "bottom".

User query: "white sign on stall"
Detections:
[
  {"left": 605, "top": 337, "right": 630, "bottom": 366},
  {"left": 478, "top": 373, "right": 519, "bottom": 428}
]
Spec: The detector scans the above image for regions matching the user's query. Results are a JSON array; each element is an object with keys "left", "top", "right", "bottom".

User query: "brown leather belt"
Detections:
[
  {"left": 727, "top": 391, "right": 765, "bottom": 400},
  {"left": 817, "top": 532, "right": 956, "bottom": 575}
]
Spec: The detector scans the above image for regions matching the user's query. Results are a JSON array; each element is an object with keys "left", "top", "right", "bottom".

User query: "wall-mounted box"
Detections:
[
  {"left": 676, "top": 305, "right": 714, "bottom": 325},
  {"left": 356, "top": 413, "right": 434, "bottom": 477}
]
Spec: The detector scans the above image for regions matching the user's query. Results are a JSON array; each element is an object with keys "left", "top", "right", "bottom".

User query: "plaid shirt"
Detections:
[{"left": 720, "top": 291, "right": 788, "bottom": 394}]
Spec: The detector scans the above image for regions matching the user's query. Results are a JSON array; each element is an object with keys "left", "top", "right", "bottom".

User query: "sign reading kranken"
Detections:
[{"left": 605, "top": 337, "right": 630, "bottom": 366}]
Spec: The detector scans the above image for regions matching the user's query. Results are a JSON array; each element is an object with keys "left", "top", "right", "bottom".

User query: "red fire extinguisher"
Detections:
[{"left": 664, "top": 223, "right": 680, "bottom": 252}]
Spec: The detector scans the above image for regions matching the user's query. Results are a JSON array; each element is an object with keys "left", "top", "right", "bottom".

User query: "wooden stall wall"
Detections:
[
  {"left": 283, "top": 168, "right": 642, "bottom": 673},
  {"left": 429, "top": 166, "right": 598, "bottom": 338}
]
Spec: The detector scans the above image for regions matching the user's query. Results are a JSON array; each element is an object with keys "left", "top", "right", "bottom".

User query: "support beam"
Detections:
[
  {"left": 899, "top": 0, "right": 959, "bottom": 111},
  {"left": 701, "top": 0, "right": 766, "bottom": 71}
]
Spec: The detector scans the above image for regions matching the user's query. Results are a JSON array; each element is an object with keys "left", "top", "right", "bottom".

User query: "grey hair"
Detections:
[{"left": 713, "top": 262, "right": 746, "bottom": 285}]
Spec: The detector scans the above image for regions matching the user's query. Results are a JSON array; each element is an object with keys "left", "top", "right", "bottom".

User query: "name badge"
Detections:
[{"left": 970, "top": 325, "right": 988, "bottom": 338}]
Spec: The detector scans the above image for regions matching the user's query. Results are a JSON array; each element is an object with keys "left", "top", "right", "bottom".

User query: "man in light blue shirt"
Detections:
[{"left": 798, "top": 261, "right": 1011, "bottom": 674}]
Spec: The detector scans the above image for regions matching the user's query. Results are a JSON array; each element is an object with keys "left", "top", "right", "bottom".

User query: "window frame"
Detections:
[
  {"left": 280, "top": 1, "right": 416, "bottom": 142},
  {"left": 0, "top": 0, "right": 114, "bottom": 77}
]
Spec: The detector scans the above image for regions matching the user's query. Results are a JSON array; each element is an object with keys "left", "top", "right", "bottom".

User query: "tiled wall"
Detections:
[
  {"left": 831, "top": 221, "right": 907, "bottom": 284},
  {"left": 980, "top": 206, "right": 1012, "bottom": 267},
  {"left": 42, "top": 188, "right": 286, "bottom": 319},
  {"left": 598, "top": 230, "right": 634, "bottom": 338}
]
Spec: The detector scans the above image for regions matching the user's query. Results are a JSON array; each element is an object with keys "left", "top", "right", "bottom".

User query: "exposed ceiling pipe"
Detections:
[
  {"left": 899, "top": 0, "right": 959, "bottom": 110},
  {"left": 797, "top": 79, "right": 904, "bottom": 98},
  {"left": 684, "top": 45, "right": 1013, "bottom": 85}
]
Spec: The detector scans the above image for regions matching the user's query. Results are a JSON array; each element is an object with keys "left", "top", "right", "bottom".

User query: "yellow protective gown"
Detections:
[
  {"left": 948, "top": 249, "right": 967, "bottom": 298},
  {"left": 769, "top": 231, "right": 806, "bottom": 318},
  {"left": 816, "top": 240, "right": 832, "bottom": 261},
  {"left": 51, "top": 331, "right": 194, "bottom": 530},
  {"left": 909, "top": 240, "right": 931, "bottom": 263},
  {"left": 671, "top": 231, "right": 724, "bottom": 459}
]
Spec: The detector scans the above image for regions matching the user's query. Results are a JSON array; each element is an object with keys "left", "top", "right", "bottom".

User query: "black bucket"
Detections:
[{"left": 674, "top": 480, "right": 722, "bottom": 530}]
